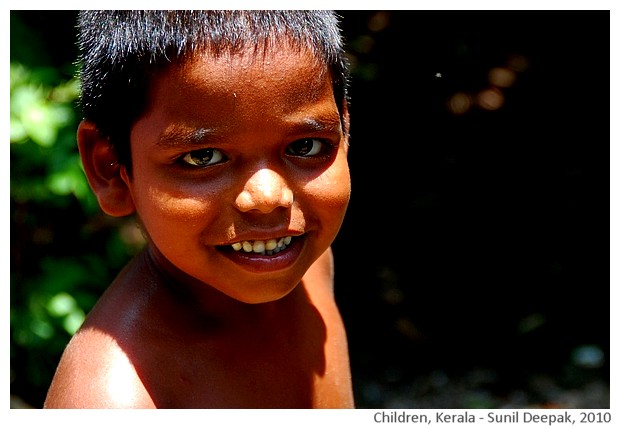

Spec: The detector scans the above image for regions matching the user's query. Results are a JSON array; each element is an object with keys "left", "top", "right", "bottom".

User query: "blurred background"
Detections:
[{"left": 10, "top": 10, "right": 610, "bottom": 409}]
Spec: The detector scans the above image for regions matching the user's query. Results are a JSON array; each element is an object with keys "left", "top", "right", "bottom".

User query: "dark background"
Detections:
[
  {"left": 10, "top": 10, "right": 610, "bottom": 408},
  {"left": 334, "top": 10, "right": 610, "bottom": 408}
]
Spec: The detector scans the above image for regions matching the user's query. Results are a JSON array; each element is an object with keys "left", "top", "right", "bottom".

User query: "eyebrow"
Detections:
[
  {"left": 297, "top": 116, "right": 342, "bottom": 133},
  {"left": 155, "top": 115, "right": 343, "bottom": 149},
  {"left": 156, "top": 127, "right": 218, "bottom": 149}
]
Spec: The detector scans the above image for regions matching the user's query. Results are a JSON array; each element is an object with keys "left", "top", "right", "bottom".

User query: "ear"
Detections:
[{"left": 77, "top": 120, "right": 136, "bottom": 217}]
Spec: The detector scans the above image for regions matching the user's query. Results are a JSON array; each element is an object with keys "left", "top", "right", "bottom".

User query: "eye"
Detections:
[
  {"left": 286, "top": 138, "right": 327, "bottom": 157},
  {"left": 181, "top": 148, "right": 226, "bottom": 167}
]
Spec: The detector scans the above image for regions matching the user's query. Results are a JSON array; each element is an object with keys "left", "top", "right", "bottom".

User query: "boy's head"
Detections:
[
  {"left": 76, "top": 11, "right": 352, "bottom": 304},
  {"left": 76, "top": 10, "right": 350, "bottom": 169}
]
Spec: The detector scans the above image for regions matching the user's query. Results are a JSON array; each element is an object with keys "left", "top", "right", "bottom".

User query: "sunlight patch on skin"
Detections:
[{"left": 103, "top": 342, "right": 144, "bottom": 407}]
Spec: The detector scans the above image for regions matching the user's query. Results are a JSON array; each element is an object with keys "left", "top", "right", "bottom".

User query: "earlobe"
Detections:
[{"left": 77, "top": 121, "right": 136, "bottom": 217}]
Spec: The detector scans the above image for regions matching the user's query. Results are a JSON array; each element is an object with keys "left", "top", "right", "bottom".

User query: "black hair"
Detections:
[{"left": 76, "top": 10, "right": 350, "bottom": 167}]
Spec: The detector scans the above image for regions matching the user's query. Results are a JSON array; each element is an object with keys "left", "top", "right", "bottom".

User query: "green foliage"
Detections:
[
  {"left": 10, "top": 15, "right": 143, "bottom": 407},
  {"left": 10, "top": 63, "right": 95, "bottom": 208}
]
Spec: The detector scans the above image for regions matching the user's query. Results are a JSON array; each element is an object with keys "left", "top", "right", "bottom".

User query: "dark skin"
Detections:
[
  {"left": 44, "top": 248, "right": 352, "bottom": 408},
  {"left": 44, "top": 45, "right": 354, "bottom": 408}
]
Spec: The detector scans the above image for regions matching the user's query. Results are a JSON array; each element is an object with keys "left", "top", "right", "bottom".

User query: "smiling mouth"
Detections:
[{"left": 229, "top": 236, "right": 293, "bottom": 256}]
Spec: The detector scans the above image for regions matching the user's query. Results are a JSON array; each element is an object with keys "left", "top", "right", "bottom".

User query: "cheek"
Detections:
[
  {"left": 302, "top": 160, "right": 351, "bottom": 218},
  {"left": 135, "top": 183, "right": 217, "bottom": 233}
]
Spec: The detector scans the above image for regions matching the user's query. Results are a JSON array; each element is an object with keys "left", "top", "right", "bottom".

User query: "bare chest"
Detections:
[{"left": 130, "top": 309, "right": 352, "bottom": 408}]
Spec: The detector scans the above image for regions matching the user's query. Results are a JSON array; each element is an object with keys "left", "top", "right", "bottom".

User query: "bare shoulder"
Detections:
[
  {"left": 303, "top": 246, "right": 336, "bottom": 296},
  {"left": 43, "top": 327, "right": 154, "bottom": 408},
  {"left": 302, "top": 247, "right": 355, "bottom": 408}
]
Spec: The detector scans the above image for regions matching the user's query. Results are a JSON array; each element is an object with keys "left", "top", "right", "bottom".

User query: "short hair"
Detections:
[{"left": 76, "top": 10, "right": 350, "bottom": 167}]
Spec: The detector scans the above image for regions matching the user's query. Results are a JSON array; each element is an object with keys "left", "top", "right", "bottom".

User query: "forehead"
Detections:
[
  {"left": 146, "top": 46, "right": 332, "bottom": 117},
  {"left": 133, "top": 44, "right": 341, "bottom": 148}
]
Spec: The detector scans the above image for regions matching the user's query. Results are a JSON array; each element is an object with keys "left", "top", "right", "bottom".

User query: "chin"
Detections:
[{"left": 227, "top": 282, "right": 300, "bottom": 305}]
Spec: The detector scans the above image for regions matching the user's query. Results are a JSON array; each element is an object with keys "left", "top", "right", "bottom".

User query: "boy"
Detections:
[{"left": 44, "top": 11, "right": 354, "bottom": 408}]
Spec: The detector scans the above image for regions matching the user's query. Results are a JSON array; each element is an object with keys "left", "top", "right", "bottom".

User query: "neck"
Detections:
[{"left": 138, "top": 246, "right": 299, "bottom": 329}]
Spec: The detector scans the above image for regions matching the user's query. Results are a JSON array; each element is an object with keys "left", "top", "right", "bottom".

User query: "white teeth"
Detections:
[
  {"left": 252, "top": 241, "right": 265, "bottom": 253},
  {"left": 265, "top": 239, "right": 278, "bottom": 251},
  {"left": 231, "top": 236, "right": 293, "bottom": 255}
]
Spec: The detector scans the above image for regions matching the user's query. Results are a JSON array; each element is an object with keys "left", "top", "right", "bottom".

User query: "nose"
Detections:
[{"left": 234, "top": 168, "right": 294, "bottom": 213}]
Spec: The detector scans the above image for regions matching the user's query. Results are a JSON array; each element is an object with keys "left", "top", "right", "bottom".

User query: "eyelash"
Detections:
[{"left": 178, "top": 138, "right": 335, "bottom": 168}]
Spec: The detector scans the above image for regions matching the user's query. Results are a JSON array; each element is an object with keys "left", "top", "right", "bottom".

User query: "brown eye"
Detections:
[
  {"left": 182, "top": 148, "right": 226, "bottom": 167},
  {"left": 286, "top": 138, "right": 324, "bottom": 157}
]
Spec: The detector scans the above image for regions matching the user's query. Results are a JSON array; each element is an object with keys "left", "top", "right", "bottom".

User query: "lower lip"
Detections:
[{"left": 217, "top": 236, "right": 305, "bottom": 273}]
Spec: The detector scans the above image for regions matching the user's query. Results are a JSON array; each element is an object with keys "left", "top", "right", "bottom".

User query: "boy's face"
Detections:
[{"left": 123, "top": 46, "right": 351, "bottom": 304}]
